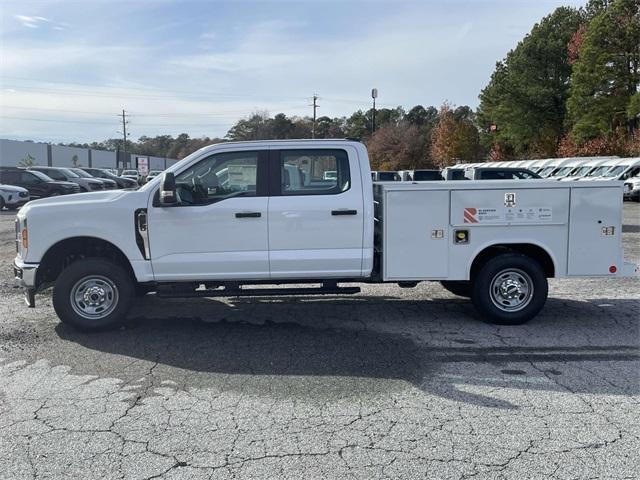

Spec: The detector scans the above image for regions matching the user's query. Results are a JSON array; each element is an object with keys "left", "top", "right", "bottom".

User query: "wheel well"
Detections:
[
  {"left": 470, "top": 244, "right": 555, "bottom": 279},
  {"left": 37, "top": 237, "right": 135, "bottom": 287}
]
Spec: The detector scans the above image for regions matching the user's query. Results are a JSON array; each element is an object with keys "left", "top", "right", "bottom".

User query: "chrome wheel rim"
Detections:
[
  {"left": 70, "top": 275, "right": 119, "bottom": 320},
  {"left": 489, "top": 268, "right": 534, "bottom": 312}
]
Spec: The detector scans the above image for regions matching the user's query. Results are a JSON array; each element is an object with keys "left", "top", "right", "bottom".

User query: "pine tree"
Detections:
[
  {"left": 567, "top": 0, "right": 640, "bottom": 141},
  {"left": 477, "top": 7, "right": 583, "bottom": 157}
]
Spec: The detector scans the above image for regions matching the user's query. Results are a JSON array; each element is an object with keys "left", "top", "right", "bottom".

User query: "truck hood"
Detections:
[{"left": 21, "top": 189, "right": 131, "bottom": 213}]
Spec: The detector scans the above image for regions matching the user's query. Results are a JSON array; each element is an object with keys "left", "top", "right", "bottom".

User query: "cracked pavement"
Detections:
[{"left": 0, "top": 204, "right": 638, "bottom": 479}]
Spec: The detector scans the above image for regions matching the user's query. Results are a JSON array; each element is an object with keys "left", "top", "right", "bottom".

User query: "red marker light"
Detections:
[{"left": 609, "top": 265, "right": 617, "bottom": 274}]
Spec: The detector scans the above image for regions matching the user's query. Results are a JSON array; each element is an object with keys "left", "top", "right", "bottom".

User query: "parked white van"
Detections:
[
  {"left": 558, "top": 157, "right": 618, "bottom": 182},
  {"left": 586, "top": 158, "right": 640, "bottom": 182}
]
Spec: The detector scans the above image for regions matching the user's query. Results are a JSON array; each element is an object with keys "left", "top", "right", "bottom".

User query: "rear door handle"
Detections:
[
  {"left": 331, "top": 209, "right": 358, "bottom": 216},
  {"left": 235, "top": 212, "right": 261, "bottom": 218}
]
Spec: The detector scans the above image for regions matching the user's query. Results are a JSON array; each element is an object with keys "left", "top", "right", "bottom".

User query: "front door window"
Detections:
[{"left": 175, "top": 151, "right": 259, "bottom": 205}]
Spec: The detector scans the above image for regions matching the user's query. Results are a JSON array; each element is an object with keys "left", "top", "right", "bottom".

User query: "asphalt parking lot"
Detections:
[{"left": 0, "top": 204, "right": 638, "bottom": 480}]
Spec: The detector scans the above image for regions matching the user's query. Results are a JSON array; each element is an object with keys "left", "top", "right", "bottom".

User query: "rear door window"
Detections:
[{"left": 277, "top": 149, "right": 350, "bottom": 195}]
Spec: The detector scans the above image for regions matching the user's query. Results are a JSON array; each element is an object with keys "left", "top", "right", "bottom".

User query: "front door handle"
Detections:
[
  {"left": 235, "top": 212, "right": 261, "bottom": 218},
  {"left": 331, "top": 209, "right": 358, "bottom": 216}
]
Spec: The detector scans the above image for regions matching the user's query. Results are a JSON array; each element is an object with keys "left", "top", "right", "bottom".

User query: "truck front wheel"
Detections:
[
  {"left": 471, "top": 253, "right": 547, "bottom": 325},
  {"left": 53, "top": 258, "right": 134, "bottom": 331}
]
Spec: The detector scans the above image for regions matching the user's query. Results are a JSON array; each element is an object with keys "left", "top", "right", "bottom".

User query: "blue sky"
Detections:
[{"left": 1, "top": 0, "right": 584, "bottom": 143}]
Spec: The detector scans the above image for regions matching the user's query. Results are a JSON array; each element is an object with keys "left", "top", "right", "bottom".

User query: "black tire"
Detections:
[
  {"left": 471, "top": 253, "right": 547, "bottom": 325},
  {"left": 135, "top": 284, "right": 154, "bottom": 296},
  {"left": 0, "top": 197, "right": 5, "bottom": 211},
  {"left": 53, "top": 258, "right": 134, "bottom": 331},
  {"left": 50, "top": 191, "right": 61, "bottom": 197},
  {"left": 440, "top": 280, "right": 472, "bottom": 298}
]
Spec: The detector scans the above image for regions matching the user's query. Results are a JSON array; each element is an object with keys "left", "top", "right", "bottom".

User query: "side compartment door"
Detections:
[
  {"left": 382, "top": 189, "right": 450, "bottom": 280},
  {"left": 568, "top": 186, "right": 623, "bottom": 275},
  {"left": 268, "top": 147, "right": 365, "bottom": 278},
  {"left": 148, "top": 150, "right": 270, "bottom": 281}
]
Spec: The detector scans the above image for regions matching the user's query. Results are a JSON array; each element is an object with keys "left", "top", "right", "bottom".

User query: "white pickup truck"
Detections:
[{"left": 13, "top": 140, "right": 638, "bottom": 331}]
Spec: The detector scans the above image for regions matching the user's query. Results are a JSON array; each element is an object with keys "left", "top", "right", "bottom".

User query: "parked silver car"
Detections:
[
  {"left": 0, "top": 183, "right": 30, "bottom": 210},
  {"left": 120, "top": 169, "right": 141, "bottom": 184},
  {"left": 69, "top": 168, "right": 118, "bottom": 189},
  {"left": 30, "top": 167, "right": 104, "bottom": 192}
]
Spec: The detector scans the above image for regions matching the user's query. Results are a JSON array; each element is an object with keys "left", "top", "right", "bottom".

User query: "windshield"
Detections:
[
  {"left": 602, "top": 165, "right": 626, "bottom": 177},
  {"left": 572, "top": 166, "right": 594, "bottom": 176},
  {"left": 584, "top": 165, "right": 609, "bottom": 177},
  {"left": 29, "top": 170, "right": 55, "bottom": 182},
  {"left": 72, "top": 169, "right": 92, "bottom": 178},
  {"left": 94, "top": 169, "right": 117, "bottom": 179},
  {"left": 59, "top": 168, "right": 79, "bottom": 178},
  {"left": 122, "top": 170, "right": 138, "bottom": 175},
  {"left": 553, "top": 166, "right": 575, "bottom": 177},
  {"left": 538, "top": 166, "right": 556, "bottom": 177}
]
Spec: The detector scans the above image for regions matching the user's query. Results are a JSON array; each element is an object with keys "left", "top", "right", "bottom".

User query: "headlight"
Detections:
[{"left": 16, "top": 216, "right": 27, "bottom": 254}]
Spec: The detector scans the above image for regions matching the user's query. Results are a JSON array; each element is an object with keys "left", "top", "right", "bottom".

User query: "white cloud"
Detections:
[{"left": 14, "top": 14, "right": 66, "bottom": 30}]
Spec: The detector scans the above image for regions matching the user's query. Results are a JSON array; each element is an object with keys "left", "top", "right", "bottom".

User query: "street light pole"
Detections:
[
  {"left": 371, "top": 88, "right": 378, "bottom": 133},
  {"left": 312, "top": 93, "right": 319, "bottom": 139}
]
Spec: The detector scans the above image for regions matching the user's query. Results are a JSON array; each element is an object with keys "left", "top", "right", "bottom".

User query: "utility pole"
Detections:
[
  {"left": 119, "top": 109, "right": 130, "bottom": 169},
  {"left": 311, "top": 93, "right": 319, "bottom": 139},
  {"left": 371, "top": 88, "right": 378, "bottom": 133}
]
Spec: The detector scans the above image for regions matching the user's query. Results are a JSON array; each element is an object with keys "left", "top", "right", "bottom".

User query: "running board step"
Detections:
[{"left": 156, "top": 285, "right": 361, "bottom": 298}]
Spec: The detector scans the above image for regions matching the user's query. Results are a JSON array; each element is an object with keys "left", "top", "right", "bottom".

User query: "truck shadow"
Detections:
[{"left": 55, "top": 295, "right": 640, "bottom": 410}]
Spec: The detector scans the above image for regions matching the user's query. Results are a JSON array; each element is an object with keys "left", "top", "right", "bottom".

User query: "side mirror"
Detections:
[{"left": 159, "top": 172, "right": 178, "bottom": 206}]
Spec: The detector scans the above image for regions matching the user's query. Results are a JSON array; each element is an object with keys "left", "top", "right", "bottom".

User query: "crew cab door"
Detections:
[
  {"left": 147, "top": 150, "right": 270, "bottom": 281},
  {"left": 268, "top": 147, "right": 365, "bottom": 278}
]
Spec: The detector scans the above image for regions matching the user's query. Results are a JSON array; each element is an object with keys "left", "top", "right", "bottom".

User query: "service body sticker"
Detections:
[
  {"left": 465, "top": 207, "right": 552, "bottom": 224},
  {"left": 505, "top": 207, "right": 552, "bottom": 222}
]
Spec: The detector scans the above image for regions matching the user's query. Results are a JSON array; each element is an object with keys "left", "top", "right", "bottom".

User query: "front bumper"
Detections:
[
  {"left": 6, "top": 198, "right": 29, "bottom": 208},
  {"left": 13, "top": 259, "right": 39, "bottom": 307},
  {"left": 623, "top": 190, "right": 639, "bottom": 200}
]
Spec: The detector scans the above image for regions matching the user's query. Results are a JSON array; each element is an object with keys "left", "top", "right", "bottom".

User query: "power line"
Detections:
[
  {"left": 0, "top": 115, "right": 231, "bottom": 127},
  {"left": 0, "top": 104, "right": 308, "bottom": 117},
  {"left": 2, "top": 78, "right": 398, "bottom": 107},
  {"left": 0, "top": 115, "right": 119, "bottom": 125}
]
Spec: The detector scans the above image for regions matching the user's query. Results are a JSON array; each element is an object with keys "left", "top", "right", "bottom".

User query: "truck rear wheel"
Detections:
[
  {"left": 440, "top": 280, "right": 472, "bottom": 298},
  {"left": 53, "top": 258, "right": 133, "bottom": 331},
  {"left": 471, "top": 253, "right": 547, "bottom": 325}
]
